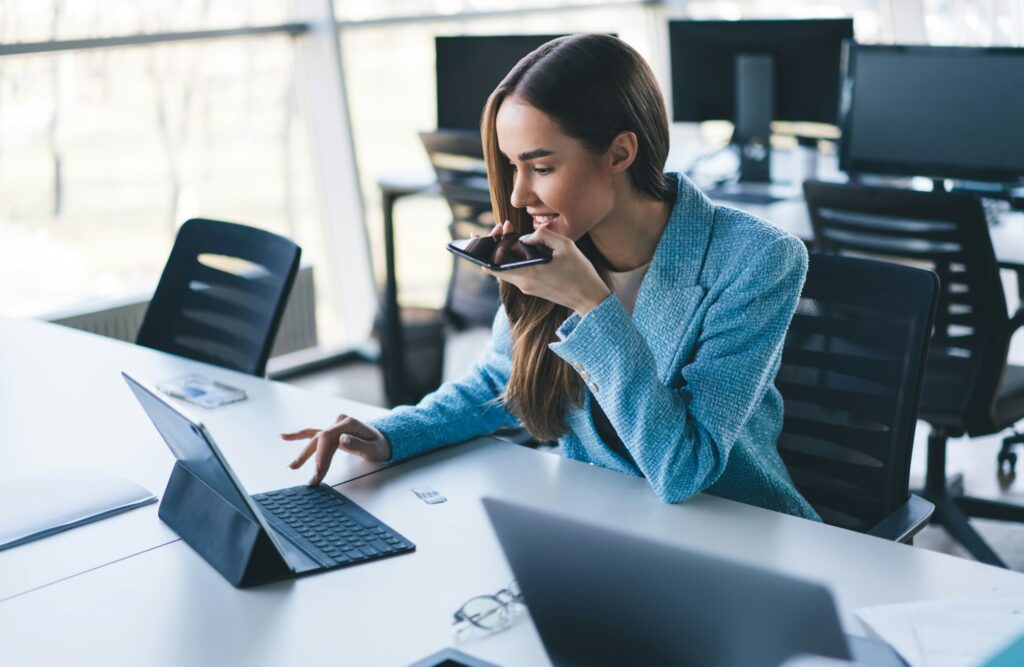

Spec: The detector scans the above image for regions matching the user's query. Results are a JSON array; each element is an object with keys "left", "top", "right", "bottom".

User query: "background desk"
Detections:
[
  {"left": 3, "top": 319, "right": 1024, "bottom": 665},
  {"left": 0, "top": 317, "right": 390, "bottom": 601}
]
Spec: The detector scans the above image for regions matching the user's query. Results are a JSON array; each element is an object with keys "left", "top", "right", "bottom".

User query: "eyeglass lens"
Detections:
[{"left": 460, "top": 595, "right": 511, "bottom": 630}]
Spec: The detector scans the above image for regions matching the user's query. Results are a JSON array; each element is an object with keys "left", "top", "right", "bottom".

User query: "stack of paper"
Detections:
[
  {"left": 856, "top": 597, "right": 1024, "bottom": 667},
  {"left": 0, "top": 466, "right": 156, "bottom": 551}
]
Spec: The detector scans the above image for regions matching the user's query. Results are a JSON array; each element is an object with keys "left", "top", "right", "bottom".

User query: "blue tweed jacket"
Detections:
[{"left": 371, "top": 173, "right": 820, "bottom": 520}]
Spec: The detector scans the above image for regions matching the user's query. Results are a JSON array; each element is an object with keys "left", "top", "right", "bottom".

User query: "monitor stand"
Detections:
[
  {"left": 708, "top": 54, "right": 800, "bottom": 206},
  {"left": 734, "top": 53, "right": 773, "bottom": 184}
]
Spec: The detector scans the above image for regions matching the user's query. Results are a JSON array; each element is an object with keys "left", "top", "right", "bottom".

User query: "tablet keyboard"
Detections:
[{"left": 253, "top": 485, "right": 414, "bottom": 567}]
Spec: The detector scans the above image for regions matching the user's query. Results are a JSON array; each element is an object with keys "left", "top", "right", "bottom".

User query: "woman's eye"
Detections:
[
  {"left": 533, "top": 167, "right": 553, "bottom": 175},
  {"left": 508, "top": 163, "right": 517, "bottom": 172}
]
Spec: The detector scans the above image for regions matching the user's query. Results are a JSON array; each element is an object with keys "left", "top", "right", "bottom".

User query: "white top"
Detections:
[{"left": 605, "top": 261, "right": 651, "bottom": 314}]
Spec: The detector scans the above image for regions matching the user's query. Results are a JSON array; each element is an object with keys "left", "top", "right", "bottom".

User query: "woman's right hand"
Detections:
[{"left": 281, "top": 414, "right": 392, "bottom": 486}]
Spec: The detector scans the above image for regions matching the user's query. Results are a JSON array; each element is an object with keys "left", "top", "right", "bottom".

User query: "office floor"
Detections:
[{"left": 288, "top": 328, "right": 1024, "bottom": 572}]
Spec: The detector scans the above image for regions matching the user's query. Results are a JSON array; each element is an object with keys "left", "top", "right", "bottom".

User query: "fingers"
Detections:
[
  {"left": 520, "top": 225, "right": 562, "bottom": 248},
  {"left": 310, "top": 433, "right": 339, "bottom": 486},
  {"left": 280, "top": 428, "right": 319, "bottom": 441},
  {"left": 338, "top": 433, "right": 372, "bottom": 459},
  {"left": 491, "top": 220, "right": 515, "bottom": 237},
  {"left": 285, "top": 415, "right": 384, "bottom": 480},
  {"left": 289, "top": 438, "right": 318, "bottom": 469}
]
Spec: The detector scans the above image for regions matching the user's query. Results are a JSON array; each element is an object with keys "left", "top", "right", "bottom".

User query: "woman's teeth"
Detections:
[{"left": 533, "top": 215, "right": 558, "bottom": 225}]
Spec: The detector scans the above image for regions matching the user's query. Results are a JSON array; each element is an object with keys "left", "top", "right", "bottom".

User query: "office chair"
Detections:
[
  {"left": 137, "top": 218, "right": 301, "bottom": 377},
  {"left": 804, "top": 181, "right": 1024, "bottom": 566},
  {"left": 419, "top": 130, "right": 501, "bottom": 330},
  {"left": 777, "top": 253, "right": 938, "bottom": 542}
]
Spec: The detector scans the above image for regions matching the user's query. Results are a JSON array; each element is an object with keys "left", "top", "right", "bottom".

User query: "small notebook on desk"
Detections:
[{"left": 0, "top": 466, "right": 156, "bottom": 551}]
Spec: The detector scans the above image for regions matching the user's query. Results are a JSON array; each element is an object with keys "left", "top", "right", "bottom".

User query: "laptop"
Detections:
[
  {"left": 123, "top": 372, "right": 414, "bottom": 579},
  {"left": 482, "top": 497, "right": 904, "bottom": 667}
]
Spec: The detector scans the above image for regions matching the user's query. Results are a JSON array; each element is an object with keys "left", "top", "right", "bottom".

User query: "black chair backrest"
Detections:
[
  {"left": 803, "top": 181, "right": 1009, "bottom": 433},
  {"left": 420, "top": 129, "right": 500, "bottom": 328},
  {"left": 777, "top": 253, "right": 938, "bottom": 532},
  {"left": 137, "top": 218, "right": 301, "bottom": 376}
]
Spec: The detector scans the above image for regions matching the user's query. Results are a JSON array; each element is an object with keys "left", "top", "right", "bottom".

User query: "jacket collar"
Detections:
[
  {"left": 644, "top": 172, "right": 716, "bottom": 292},
  {"left": 630, "top": 173, "right": 716, "bottom": 374}
]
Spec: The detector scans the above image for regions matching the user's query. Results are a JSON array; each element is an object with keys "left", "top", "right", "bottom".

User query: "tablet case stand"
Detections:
[{"left": 159, "top": 461, "right": 291, "bottom": 588}]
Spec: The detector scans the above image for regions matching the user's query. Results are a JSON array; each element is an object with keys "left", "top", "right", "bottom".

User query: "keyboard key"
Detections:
[
  {"left": 370, "top": 539, "right": 394, "bottom": 553},
  {"left": 354, "top": 515, "right": 379, "bottom": 529}
]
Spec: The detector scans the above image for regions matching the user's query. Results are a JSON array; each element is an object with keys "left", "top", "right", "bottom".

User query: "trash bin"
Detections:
[{"left": 374, "top": 306, "right": 446, "bottom": 407}]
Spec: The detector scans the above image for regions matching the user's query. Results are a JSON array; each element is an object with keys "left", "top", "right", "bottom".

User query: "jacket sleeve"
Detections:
[
  {"left": 368, "top": 306, "right": 520, "bottom": 462},
  {"left": 547, "top": 234, "right": 807, "bottom": 503}
]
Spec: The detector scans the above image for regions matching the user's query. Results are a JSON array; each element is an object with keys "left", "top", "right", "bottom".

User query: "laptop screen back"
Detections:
[{"left": 483, "top": 497, "right": 850, "bottom": 667}]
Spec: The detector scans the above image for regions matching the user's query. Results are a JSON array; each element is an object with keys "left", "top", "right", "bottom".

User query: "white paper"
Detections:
[
  {"left": 856, "top": 597, "right": 1024, "bottom": 667},
  {"left": 0, "top": 466, "right": 156, "bottom": 550}
]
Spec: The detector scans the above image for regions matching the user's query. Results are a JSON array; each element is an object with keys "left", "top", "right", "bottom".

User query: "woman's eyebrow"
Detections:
[{"left": 518, "top": 148, "right": 555, "bottom": 161}]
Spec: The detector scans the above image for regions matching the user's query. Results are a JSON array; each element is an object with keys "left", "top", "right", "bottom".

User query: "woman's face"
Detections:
[{"left": 495, "top": 97, "right": 615, "bottom": 241}]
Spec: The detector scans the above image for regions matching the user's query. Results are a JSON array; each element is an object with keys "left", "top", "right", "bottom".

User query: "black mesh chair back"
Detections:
[
  {"left": 136, "top": 218, "right": 301, "bottom": 376},
  {"left": 777, "top": 254, "right": 938, "bottom": 532},
  {"left": 803, "top": 181, "right": 1009, "bottom": 435},
  {"left": 420, "top": 130, "right": 499, "bottom": 328}
]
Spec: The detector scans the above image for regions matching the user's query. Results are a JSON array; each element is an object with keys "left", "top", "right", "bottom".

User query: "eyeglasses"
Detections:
[{"left": 452, "top": 580, "right": 524, "bottom": 631}]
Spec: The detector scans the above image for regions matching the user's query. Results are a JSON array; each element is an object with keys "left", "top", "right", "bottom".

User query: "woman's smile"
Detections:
[{"left": 530, "top": 213, "right": 560, "bottom": 229}]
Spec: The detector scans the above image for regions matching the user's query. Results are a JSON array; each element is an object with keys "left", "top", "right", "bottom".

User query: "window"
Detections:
[{"left": 0, "top": 0, "right": 364, "bottom": 350}]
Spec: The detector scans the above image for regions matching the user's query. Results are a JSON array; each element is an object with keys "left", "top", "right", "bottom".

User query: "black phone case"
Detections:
[{"left": 446, "top": 240, "right": 552, "bottom": 271}]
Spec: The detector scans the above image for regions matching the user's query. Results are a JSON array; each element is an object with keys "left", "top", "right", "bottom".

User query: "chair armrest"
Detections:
[
  {"left": 867, "top": 494, "right": 935, "bottom": 544},
  {"left": 1009, "top": 306, "right": 1024, "bottom": 335},
  {"left": 1000, "top": 263, "right": 1024, "bottom": 333}
]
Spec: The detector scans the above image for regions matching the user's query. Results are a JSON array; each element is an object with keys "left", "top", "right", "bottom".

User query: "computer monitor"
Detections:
[
  {"left": 435, "top": 34, "right": 566, "bottom": 133},
  {"left": 839, "top": 44, "right": 1024, "bottom": 185},
  {"left": 668, "top": 18, "right": 854, "bottom": 182}
]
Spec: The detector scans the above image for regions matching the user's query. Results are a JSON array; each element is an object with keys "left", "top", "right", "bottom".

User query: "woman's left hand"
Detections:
[{"left": 483, "top": 222, "right": 610, "bottom": 316}]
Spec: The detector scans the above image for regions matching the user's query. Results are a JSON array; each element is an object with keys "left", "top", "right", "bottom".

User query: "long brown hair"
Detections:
[{"left": 480, "top": 34, "right": 672, "bottom": 440}]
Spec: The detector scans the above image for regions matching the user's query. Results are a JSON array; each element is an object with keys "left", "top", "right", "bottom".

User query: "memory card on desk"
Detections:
[{"left": 411, "top": 486, "right": 447, "bottom": 504}]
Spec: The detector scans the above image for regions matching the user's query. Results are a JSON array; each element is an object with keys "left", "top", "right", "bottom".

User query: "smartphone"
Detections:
[
  {"left": 447, "top": 234, "right": 552, "bottom": 271},
  {"left": 157, "top": 374, "right": 247, "bottom": 409}
]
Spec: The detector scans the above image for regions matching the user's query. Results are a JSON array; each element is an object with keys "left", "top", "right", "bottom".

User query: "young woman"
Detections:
[{"left": 282, "top": 34, "right": 819, "bottom": 520}]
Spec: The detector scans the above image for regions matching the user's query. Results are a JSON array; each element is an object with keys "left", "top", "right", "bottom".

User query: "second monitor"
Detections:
[
  {"left": 669, "top": 18, "right": 854, "bottom": 183},
  {"left": 435, "top": 34, "right": 567, "bottom": 133}
]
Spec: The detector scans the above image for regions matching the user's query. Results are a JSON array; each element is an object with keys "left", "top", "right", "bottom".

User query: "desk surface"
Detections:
[
  {"left": 4, "top": 320, "right": 1024, "bottom": 666},
  {"left": 0, "top": 317, "right": 389, "bottom": 601},
  {"left": 3, "top": 438, "right": 1024, "bottom": 666}
]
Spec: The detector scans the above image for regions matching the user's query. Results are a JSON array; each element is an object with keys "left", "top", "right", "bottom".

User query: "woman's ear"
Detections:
[{"left": 606, "top": 131, "right": 639, "bottom": 174}]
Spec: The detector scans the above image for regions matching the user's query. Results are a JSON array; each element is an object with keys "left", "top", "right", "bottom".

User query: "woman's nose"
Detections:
[{"left": 509, "top": 176, "right": 535, "bottom": 209}]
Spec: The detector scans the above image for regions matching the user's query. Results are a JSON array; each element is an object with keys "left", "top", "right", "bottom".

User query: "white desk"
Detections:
[
  {"left": 4, "top": 437, "right": 1024, "bottom": 665},
  {"left": 0, "top": 317, "right": 389, "bottom": 601},
  {"left": 4, "top": 317, "right": 1024, "bottom": 666}
]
